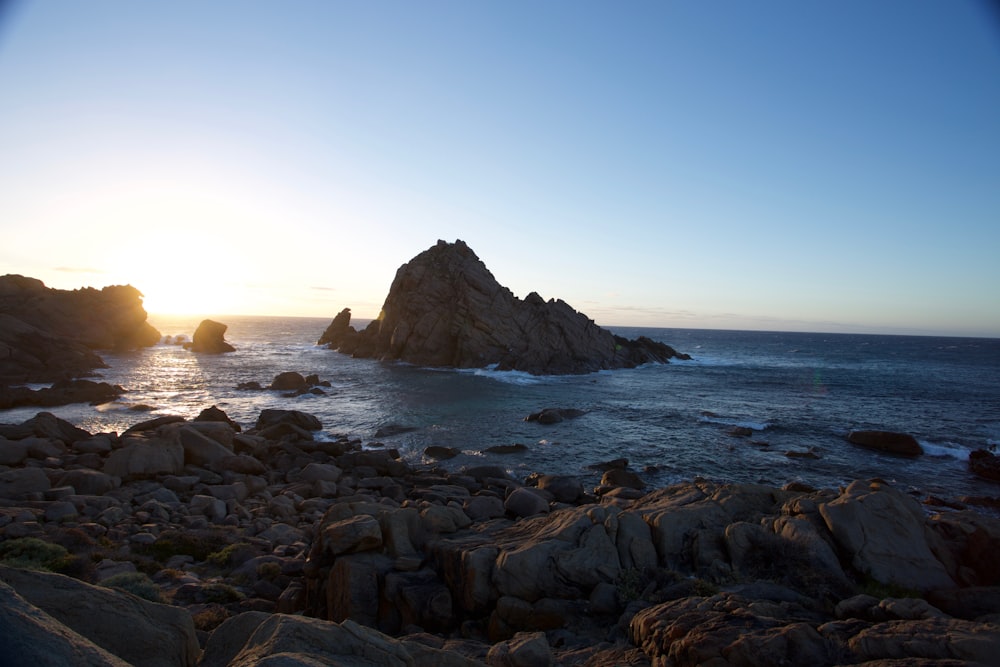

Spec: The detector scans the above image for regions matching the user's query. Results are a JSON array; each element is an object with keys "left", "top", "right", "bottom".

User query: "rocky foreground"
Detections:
[
  {"left": 319, "top": 240, "right": 690, "bottom": 375},
  {"left": 1, "top": 405, "right": 1000, "bottom": 666}
]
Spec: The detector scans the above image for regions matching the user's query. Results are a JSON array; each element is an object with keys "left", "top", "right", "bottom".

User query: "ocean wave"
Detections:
[
  {"left": 453, "top": 366, "right": 557, "bottom": 385},
  {"left": 698, "top": 415, "right": 772, "bottom": 431},
  {"left": 918, "top": 440, "right": 973, "bottom": 460}
]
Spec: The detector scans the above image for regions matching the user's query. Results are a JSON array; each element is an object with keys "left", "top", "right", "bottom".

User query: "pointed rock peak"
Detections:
[{"left": 322, "top": 240, "right": 689, "bottom": 374}]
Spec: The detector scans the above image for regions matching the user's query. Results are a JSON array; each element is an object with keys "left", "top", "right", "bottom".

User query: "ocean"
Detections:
[{"left": 5, "top": 315, "right": 1000, "bottom": 500}]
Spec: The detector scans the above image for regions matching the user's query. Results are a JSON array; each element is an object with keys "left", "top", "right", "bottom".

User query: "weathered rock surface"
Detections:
[
  {"left": 1, "top": 406, "right": 999, "bottom": 666},
  {"left": 320, "top": 240, "right": 690, "bottom": 375},
  {"left": 0, "top": 274, "right": 160, "bottom": 386},
  {"left": 184, "top": 319, "right": 236, "bottom": 354},
  {"left": 0, "top": 565, "right": 200, "bottom": 667},
  {"left": 0, "top": 580, "right": 131, "bottom": 667}
]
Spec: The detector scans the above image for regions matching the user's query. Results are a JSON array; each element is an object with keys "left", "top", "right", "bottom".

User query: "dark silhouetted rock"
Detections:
[
  {"left": 425, "top": 446, "right": 460, "bottom": 460},
  {"left": 848, "top": 430, "right": 924, "bottom": 457},
  {"left": 0, "top": 274, "right": 160, "bottom": 385},
  {"left": 195, "top": 405, "right": 242, "bottom": 432},
  {"left": 317, "top": 307, "right": 353, "bottom": 347},
  {"left": 184, "top": 319, "right": 235, "bottom": 354},
  {"left": 525, "top": 408, "right": 586, "bottom": 424},
  {"left": 0, "top": 379, "right": 125, "bottom": 409},
  {"left": 320, "top": 240, "right": 689, "bottom": 375},
  {"left": 270, "top": 371, "right": 307, "bottom": 391},
  {"left": 969, "top": 449, "right": 1000, "bottom": 482}
]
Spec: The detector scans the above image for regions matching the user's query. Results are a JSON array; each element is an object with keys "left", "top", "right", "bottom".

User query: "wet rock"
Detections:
[
  {"left": 426, "top": 446, "right": 461, "bottom": 460},
  {"left": 847, "top": 430, "right": 923, "bottom": 456},
  {"left": 269, "top": 371, "right": 308, "bottom": 391},
  {"left": 525, "top": 408, "right": 586, "bottom": 424},
  {"left": 254, "top": 408, "right": 322, "bottom": 432},
  {"left": 184, "top": 319, "right": 235, "bottom": 354},
  {"left": 969, "top": 449, "right": 1000, "bottom": 482}
]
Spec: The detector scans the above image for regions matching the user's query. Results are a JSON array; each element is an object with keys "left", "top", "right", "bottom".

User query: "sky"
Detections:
[{"left": 1, "top": 1, "right": 998, "bottom": 337}]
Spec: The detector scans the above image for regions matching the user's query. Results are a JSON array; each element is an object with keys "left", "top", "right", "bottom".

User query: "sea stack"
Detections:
[{"left": 320, "top": 239, "right": 689, "bottom": 375}]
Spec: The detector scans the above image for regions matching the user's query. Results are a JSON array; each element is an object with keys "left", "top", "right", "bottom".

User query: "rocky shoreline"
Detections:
[{"left": 2, "top": 405, "right": 1000, "bottom": 666}]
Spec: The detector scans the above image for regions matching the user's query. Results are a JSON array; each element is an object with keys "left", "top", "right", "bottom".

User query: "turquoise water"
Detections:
[{"left": 4, "top": 315, "right": 999, "bottom": 499}]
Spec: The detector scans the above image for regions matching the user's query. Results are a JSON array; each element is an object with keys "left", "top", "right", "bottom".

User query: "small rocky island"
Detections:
[{"left": 319, "top": 240, "right": 690, "bottom": 375}]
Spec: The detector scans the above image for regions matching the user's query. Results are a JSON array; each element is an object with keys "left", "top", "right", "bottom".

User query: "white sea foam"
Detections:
[
  {"left": 918, "top": 440, "right": 973, "bottom": 460},
  {"left": 698, "top": 415, "right": 771, "bottom": 431},
  {"left": 459, "top": 366, "right": 557, "bottom": 385}
]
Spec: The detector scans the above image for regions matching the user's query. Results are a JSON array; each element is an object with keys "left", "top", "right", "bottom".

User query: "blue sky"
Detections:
[{"left": 1, "top": 1, "right": 998, "bottom": 336}]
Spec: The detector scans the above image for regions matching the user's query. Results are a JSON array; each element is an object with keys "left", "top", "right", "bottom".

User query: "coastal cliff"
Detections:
[
  {"left": 319, "top": 240, "right": 689, "bottom": 374},
  {"left": 0, "top": 275, "right": 160, "bottom": 404}
]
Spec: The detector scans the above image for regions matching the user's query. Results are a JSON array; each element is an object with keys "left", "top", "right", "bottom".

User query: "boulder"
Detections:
[
  {"left": 0, "top": 467, "right": 51, "bottom": 498},
  {"left": 184, "top": 319, "right": 235, "bottom": 354},
  {"left": 103, "top": 433, "right": 185, "bottom": 480},
  {"left": 819, "top": 480, "right": 954, "bottom": 591},
  {"left": 969, "top": 449, "right": 1000, "bottom": 482},
  {"left": 486, "top": 630, "right": 552, "bottom": 666},
  {"left": 269, "top": 371, "right": 307, "bottom": 391},
  {"left": 194, "top": 405, "right": 243, "bottom": 432},
  {"left": 0, "top": 580, "right": 131, "bottom": 667},
  {"left": 0, "top": 437, "right": 30, "bottom": 465},
  {"left": 321, "top": 240, "right": 688, "bottom": 375},
  {"left": 0, "top": 411, "right": 92, "bottom": 444},
  {"left": 0, "top": 565, "right": 199, "bottom": 667},
  {"left": 847, "top": 430, "right": 923, "bottom": 456},
  {"left": 56, "top": 469, "right": 119, "bottom": 496},
  {"left": 214, "top": 613, "right": 484, "bottom": 667},
  {"left": 254, "top": 408, "right": 322, "bottom": 432}
]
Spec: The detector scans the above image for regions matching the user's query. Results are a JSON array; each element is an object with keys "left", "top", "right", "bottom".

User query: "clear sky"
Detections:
[{"left": 1, "top": 1, "right": 998, "bottom": 336}]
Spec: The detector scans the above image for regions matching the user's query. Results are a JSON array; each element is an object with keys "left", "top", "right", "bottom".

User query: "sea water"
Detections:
[{"left": 4, "top": 315, "right": 999, "bottom": 500}]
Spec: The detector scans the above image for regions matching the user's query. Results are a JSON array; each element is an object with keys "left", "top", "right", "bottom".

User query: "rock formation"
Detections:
[
  {"left": 184, "top": 319, "right": 236, "bottom": 354},
  {"left": 319, "top": 240, "right": 690, "bottom": 375},
  {"left": 847, "top": 430, "right": 924, "bottom": 457},
  {"left": 1, "top": 406, "right": 999, "bottom": 665},
  {"left": 0, "top": 274, "right": 161, "bottom": 385}
]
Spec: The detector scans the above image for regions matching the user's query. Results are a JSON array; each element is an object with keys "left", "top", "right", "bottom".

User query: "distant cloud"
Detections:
[{"left": 309, "top": 286, "right": 337, "bottom": 292}]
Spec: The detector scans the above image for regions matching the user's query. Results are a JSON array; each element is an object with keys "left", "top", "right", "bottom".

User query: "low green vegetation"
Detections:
[
  {"left": 100, "top": 572, "right": 165, "bottom": 603},
  {"left": 0, "top": 537, "right": 74, "bottom": 573}
]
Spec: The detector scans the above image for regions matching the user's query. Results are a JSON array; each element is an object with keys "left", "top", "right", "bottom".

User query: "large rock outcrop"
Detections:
[
  {"left": 183, "top": 319, "right": 236, "bottom": 354},
  {"left": 319, "top": 240, "right": 689, "bottom": 375},
  {"left": 0, "top": 274, "right": 161, "bottom": 385}
]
